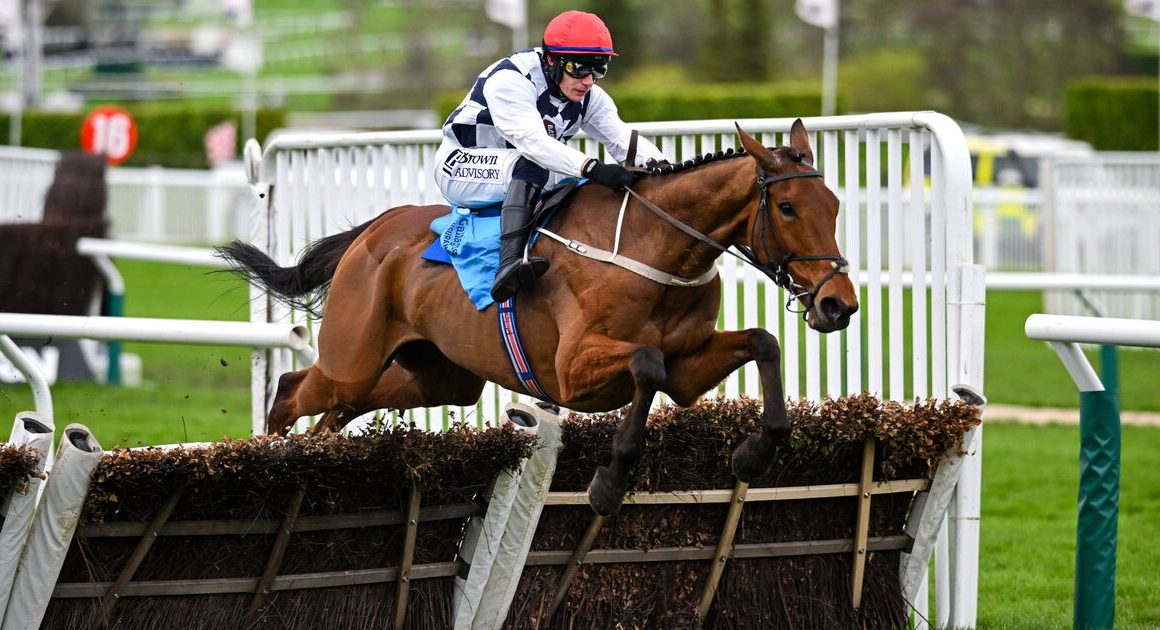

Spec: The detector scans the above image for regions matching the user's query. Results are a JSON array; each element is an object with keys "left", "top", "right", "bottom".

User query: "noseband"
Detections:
[{"left": 734, "top": 167, "right": 850, "bottom": 315}]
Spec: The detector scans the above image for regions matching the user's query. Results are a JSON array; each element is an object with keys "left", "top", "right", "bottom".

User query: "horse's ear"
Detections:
[
  {"left": 735, "top": 123, "right": 774, "bottom": 168},
  {"left": 789, "top": 118, "right": 815, "bottom": 166}
]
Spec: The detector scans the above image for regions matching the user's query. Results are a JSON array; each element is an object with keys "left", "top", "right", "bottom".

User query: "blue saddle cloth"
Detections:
[
  {"left": 421, "top": 204, "right": 504, "bottom": 310},
  {"left": 423, "top": 179, "right": 584, "bottom": 311}
]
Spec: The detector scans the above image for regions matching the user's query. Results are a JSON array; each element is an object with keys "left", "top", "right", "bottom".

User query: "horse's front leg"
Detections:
[
  {"left": 588, "top": 346, "right": 666, "bottom": 516},
  {"left": 664, "top": 328, "right": 786, "bottom": 482},
  {"left": 556, "top": 336, "right": 665, "bottom": 516}
]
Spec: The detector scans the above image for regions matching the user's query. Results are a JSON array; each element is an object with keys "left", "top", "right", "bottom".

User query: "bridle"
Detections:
[
  {"left": 733, "top": 166, "right": 850, "bottom": 314},
  {"left": 537, "top": 159, "right": 851, "bottom": 317}
]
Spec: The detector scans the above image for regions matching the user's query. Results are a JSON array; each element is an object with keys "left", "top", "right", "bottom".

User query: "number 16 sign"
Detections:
[{"left": 81, "top": 106, "right": 138, "bottom": 165}]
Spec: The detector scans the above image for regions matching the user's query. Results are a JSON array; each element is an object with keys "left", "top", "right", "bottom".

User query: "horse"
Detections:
[{"left": 218, "top": 119, "right": 858, "bottom": 516}]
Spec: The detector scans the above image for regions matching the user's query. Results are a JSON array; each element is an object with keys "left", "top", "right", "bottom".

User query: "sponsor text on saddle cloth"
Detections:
[{"left": 422, "top": 182, "right": 573, "bottom": 309}]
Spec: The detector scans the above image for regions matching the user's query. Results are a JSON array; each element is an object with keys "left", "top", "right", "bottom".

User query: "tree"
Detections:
[
  {"left": 842, "top": 0, "right": 1123, "bottom": 128},
  {"left": 586, "top": 0, "right": 643, "bottom": 74},
  {"left": 698, "top": 0, "right": 772, "bottom": 82}
]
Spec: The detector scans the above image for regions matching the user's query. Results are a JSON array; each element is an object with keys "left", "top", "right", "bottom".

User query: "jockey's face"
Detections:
[
  {"left": 549, "top": 56, "right": 598, "bottom": 103},
  {"left": 558, "top": 72, "right": 595, "bottom": 103}
]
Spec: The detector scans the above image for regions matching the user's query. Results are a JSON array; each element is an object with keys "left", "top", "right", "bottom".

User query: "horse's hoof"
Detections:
[
  {"left": 587, "top": 467, "right": 626, "bottom": 516},
  {"left": 732, "top": 433, "right": 775, "bottom": 482}
]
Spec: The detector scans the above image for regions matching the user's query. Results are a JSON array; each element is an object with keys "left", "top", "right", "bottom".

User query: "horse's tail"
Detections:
[{"left": 215, "top": 218, "right": 375, "bottom": 317}]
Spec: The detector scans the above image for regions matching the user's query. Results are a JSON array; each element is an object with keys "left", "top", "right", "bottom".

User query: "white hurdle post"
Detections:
[{"left": 0, "top": 314, "right": 313, "bottom": 361}]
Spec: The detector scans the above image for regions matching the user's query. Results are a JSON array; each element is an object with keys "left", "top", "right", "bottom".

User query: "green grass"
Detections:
[
  {"left": 976, "top": 423, "right": 1160, "bottom": 629},
  {"left": 985, "top": 290, "right": 1160, "bottom": 411},
  {"left": 0, "top": 260, "right": 253, "bottom": 447}
]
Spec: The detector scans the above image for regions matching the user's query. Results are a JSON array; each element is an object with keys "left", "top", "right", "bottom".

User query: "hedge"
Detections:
[
  {"left": 0, "top": 107, "right": 286, "bottom": 169},
  {"left": 1065, "top": 76, "right": 1159, "bottom": 151}
]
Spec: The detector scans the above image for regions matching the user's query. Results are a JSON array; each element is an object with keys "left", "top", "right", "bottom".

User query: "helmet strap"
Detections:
[{"left": 542, "top": 49, "right": 567, "bottom": 86}]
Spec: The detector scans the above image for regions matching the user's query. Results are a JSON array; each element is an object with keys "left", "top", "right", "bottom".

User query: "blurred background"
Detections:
[
  {"left": 2, "top": 1, "right": 1157, "bottom": 274},
  {"left": 1, "top": 0, "right": 1157, "bottom": 156}
]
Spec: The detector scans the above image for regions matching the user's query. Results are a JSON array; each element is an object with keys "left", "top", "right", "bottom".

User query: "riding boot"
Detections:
[{"left": 490, "top": 179, "right": 549, "bottom": 303}]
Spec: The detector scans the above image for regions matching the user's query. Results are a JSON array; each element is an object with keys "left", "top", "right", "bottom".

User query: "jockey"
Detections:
[{"left": 434, "top": 10, "right": 665, "bottom": 303}]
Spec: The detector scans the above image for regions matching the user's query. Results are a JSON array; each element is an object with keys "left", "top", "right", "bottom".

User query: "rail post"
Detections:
[
  {"left": 1073, "top": 344, "right": 1119, "bottom": 630},
  {"left": 1023, "top": 314, "right": 1160, "bottom": 630}
]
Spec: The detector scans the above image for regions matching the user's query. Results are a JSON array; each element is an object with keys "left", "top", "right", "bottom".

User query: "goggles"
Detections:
[{"left": 559, "top": 56, "right": 609, "bottom": 79}]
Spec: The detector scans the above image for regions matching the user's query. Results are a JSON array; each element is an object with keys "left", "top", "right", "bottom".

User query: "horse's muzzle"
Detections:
[{"left": 807, "top": 296, "right": 858, "bottom": 333}]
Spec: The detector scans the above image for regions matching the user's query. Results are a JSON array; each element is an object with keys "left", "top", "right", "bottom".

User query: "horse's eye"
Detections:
[{"left": 777, "top": 201, "right": 796, "bottom": 216}]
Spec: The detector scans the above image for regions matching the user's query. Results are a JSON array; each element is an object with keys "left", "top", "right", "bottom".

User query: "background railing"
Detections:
[{"left": 3, "top": 149, "right": 1157, "bottom": 324}]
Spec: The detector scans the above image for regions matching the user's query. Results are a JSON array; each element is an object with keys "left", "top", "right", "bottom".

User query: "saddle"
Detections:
[{"left": 421, "top": 178, "right": 585, "bottom": 310}]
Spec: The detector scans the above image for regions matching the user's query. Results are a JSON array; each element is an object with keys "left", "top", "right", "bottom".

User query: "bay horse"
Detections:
[{"left": 219, "top": 119, "right": 858, "bottom": 516}]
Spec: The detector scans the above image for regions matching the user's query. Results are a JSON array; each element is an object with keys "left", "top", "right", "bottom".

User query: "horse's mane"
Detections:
[{"left": 641, "top": 146, "right": 807, "bottom": 176}]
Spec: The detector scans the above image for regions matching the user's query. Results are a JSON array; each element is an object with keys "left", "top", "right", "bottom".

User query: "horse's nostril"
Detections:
[{"left": 821, "top": 296, "right": 850, "bottom": 321}]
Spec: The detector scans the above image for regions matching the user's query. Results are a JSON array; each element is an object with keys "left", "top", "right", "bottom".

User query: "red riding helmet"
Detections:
[{"left": 542, "top": 11, "right": 617, "bottom": 57}]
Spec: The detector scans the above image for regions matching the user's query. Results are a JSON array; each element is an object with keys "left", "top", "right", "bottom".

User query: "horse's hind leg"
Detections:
[
  {"left": 663, "top": 329, "right": 787, "bottom": 482},
  {"left": 265, "top": 233, "right": 432, "bottom": 435},
  {"left": 309, "top": 342, "right": 486, "bottom": 434},
  {"left": 268, "top": 368, "right": 310, "bottom": 435},
  {"left": 266, "top": 365, "right": 380, "bottom": 435},
  {"left": 573, "top": 344, "right": 666, "bottom": 517}
]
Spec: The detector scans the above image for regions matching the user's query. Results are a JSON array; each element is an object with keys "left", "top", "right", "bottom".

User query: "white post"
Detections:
[
  {"left": 21, "top": 0, "right": 40, "bottom": 111},
  {"left": 145, "top": 166, "right": 165, "bottom": 241},
  {"left": 6, "top": 0, "right": 23, "bottom": 145},
  {"left": 1026, "top": 313, "right": 1160, "bottom": 348},
  {"left": 514, "top": 13, "right": 527, "bottom": 51},
  {"left": 794, "top": 0, "right": 839, "bottom": 115},
  {"left": 821, "top": 23, "right": 839, "bottom": 116},
  {"left": 0, "top": 412, "right": 54, "bottom": 623},
  {"left": 950, "top": 264, "right": 986, "bottom": 628},
  {"left": 0, "top": 314, "right": 313, "bottom": 361},
  {"left": 3, "top": 425, "right": 102, "bottom": 630},
  {"left": 0, "top": 335, "right": 52, "bottom": 419}
]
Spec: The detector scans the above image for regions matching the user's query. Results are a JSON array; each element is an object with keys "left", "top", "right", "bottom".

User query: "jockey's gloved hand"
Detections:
[{"left": 582, "top": 159, "right": 636, "bottom": 191}]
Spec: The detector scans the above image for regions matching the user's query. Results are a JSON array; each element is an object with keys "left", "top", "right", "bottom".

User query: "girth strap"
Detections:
[
  {"left": 624, "top": 129, "right": 639, "bottom": 167},
  {"left": 497, "top": 296, "right": 557, "bottom": 403}
]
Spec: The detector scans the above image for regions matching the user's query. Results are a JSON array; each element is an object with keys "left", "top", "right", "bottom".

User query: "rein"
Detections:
[{"left": 537, "top": 164, "right": 850, "bottom": 314}]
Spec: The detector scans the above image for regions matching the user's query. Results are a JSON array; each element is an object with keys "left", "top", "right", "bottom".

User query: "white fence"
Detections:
[
  {"left": 1044, "top": 153, "right": 1160, "bottom": 320},
  {"left": 244, "top": 112, "right": 984, "bottom": 628},
  {"left": 105, "top": 166, "right": 250, "bottom": 244},
  {"left": 0, "top": 146, "right": 57, "bottom": 224},
  {"left": 972, "top": 186, "right": 1043, "bottom": 271},
  {"left": 2, "top": 144, "right": 1156, "bottom": 297},
  {"left": 0, "top": 147, "right": 250, "bottom": 245},
  {"left": 0, "top": 314, "right": 314, "bottom": 424}
]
